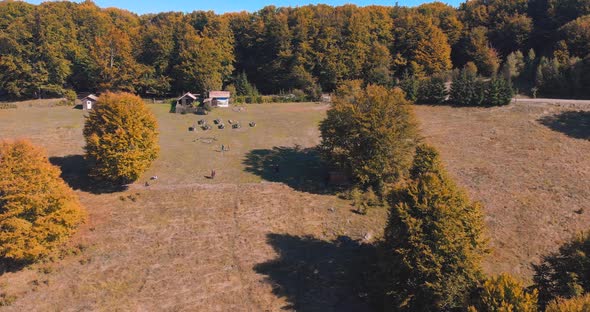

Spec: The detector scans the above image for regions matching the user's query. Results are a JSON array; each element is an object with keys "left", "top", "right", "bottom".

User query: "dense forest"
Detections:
[{"left": 1, "top": 0, "right": 589, "bottom": 100}]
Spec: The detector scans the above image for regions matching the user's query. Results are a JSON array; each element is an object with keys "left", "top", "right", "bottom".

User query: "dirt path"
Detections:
[{"left": 513, "top": 98, "right": 590, "bottom": 108}]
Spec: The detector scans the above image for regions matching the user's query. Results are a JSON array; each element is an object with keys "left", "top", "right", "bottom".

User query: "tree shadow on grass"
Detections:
[
  {"left": 243, "top": 145, "right": 332, "bottom": 194},
  {"left": 49, "top": 155, "right": 127, "bottom": 194},
  {"left": 0, "top": 259, "right": 29, "bottom": 275},
  {"left": 254, "top": 234, "right": 378, "bottom": 312},
  {"left": 539, "top": 110, "right": 590, "bottom": 140}
]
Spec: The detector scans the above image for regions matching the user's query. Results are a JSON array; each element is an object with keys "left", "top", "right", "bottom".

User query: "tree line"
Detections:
[{"left": 1, "top": 0, "right": 590, "bottom": 100}]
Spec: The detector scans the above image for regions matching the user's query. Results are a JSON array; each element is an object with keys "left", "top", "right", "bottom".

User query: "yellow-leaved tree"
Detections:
[
  {"left": 469, "top": 274, "right": 538, "bottom": 312},
  {"left": 319, "top": 81, "right": 419, "bottom": 188},
  {"left": 546, "top": 294, "right": 590, "bottom": 312},
  {"left": 0, "top": 140, "right": 86, "bottom": 263},
  {"left": 414, "top": 23, "right": 452, "bottom": 75},
  {"left": 83, "top": 92, "right": 160, "bottom": 184}
]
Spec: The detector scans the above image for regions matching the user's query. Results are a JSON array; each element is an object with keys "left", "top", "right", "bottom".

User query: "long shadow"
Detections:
[
  {"left": 49, "top": 155, "right": 127, "bottom": 194},
  {"left": 243, "top": 146, "right": 331, "bottom": 194},
  {"left": 532, "top": 234, "right": 590, "bottom": 309},
  {"left": 539, "top": 110, "right": 590, "bottom": 140},
  {"left": 0, "top": 259, "right": 28, "bottom": 276},
  {"left": 254, "top": 234, "right": 378, "bottom": 312}
]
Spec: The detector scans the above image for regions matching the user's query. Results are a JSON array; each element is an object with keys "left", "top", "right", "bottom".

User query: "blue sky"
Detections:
[{"left": 25, "top": 0, "right": 462, "bottom": 14}]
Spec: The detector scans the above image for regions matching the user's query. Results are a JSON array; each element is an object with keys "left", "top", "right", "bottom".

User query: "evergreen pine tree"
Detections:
[
  {"left": 235, "top": 71, "right": 258, "bottom": 97},
  {"left": 484, "top": 77, "right": 513, "bottom": 106},
  {"left": 417, "top": 76, "right": 448, "bottom": 104},
  {"left": 383, "top": 144, "right": 488, "bottom": 311},
  {"left": 450, "top": 69, "right": 485, "bottom": 106},
  {"left": 399, "top": 73, "right": 420, "bottom": 102}
]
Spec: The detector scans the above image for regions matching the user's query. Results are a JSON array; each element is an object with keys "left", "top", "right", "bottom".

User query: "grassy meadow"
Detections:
[{"left": 0, "top": 99, "right": 588, "bottom": 310}]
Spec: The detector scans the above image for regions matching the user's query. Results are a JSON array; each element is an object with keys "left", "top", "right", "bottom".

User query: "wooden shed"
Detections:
[{"left": 176, "top": 92, "right": 199, "bottom": 114}]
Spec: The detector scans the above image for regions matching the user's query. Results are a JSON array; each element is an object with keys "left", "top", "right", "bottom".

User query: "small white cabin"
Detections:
[
  {"left": 81, "top": 94, "right": 98, "bottom": 110},
  {"left": 206, "top": 91, "right": 231, "bottom": 108}
]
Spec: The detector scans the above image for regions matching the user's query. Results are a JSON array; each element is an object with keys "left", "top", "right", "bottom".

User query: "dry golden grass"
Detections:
[
  {"left": 0, "top": 99, "right": 588, "bottom": 310},
  {"left": 415, "top": 101, "right": 590, "bottom": 278},
  {"left": 0, "top": 101, "right": 386, "bottom": 311}
]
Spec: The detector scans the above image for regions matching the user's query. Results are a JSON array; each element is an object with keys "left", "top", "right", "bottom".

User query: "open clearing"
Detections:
[
  {"left": 0, "top": 99, "right": 588, "bottom": 310},
  {"left": 415, "top": 101, "right": 590, "bottom": 278}
]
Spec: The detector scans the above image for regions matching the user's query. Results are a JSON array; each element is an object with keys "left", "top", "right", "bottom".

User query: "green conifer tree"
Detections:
[
  {"left": 383, "top": 144, "right": 488, "bottom": 311},
  {"left": 399, "top": 73, "right": 420, "bottom": 102},
  {"left": 417, "top": 76, "right": 448, "bottom": 104},
  {"left": 235, "top": 71, "right": 258, "bottom": 96},
  {"left": 484, "top": 77, "right": 513, "bottom": 106},
  {"left": 450, "top": 69, "right": 485, "bottom": 106}
]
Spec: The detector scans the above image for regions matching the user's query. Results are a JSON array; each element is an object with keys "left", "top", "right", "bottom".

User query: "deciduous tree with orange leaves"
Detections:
[
  {"left": 0, "top": 140, "right": 86, "bottom": 263},
  {"left": 83, "top": 92, "right": 160, "bottom": 184}
]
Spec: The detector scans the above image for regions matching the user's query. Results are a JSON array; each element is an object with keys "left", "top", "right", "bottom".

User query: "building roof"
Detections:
[
  {"left": 209, "top": 91, "right": 230, "bottom": 98},
  {"left": 82, "top": 94, "right": 98, "bottom": 101},
  {"left": 177, "top": 92, "right": 198, "bottom": 101}
]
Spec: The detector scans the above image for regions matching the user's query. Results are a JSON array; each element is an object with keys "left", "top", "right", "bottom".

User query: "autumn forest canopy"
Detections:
[{"left": 1, "top": 0, "right": 590, "bottom": 100}]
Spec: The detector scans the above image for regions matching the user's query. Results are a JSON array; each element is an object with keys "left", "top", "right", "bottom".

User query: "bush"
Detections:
[
  {"left": 83, "top": 92, "right": 160, "bottom": 184},
  {"left": 534, "top": 231, "right": 590, "bottom": 308},
  {"left": 470, "top": 274, "right": 538, "bottom": 312},
  {"left": 307, "top": 83, "right": 323, "bottom": 101},
  {"left": 382, "top": 144, "right": 488, "bottom": 311},
  {"left": 349, "top": 186, "right": 382, "bottom": 215},
  {"left": 320, "top": 81, "right": 419, "bottom": 188},
  {"left": 291, "top": 89, "right": 307, "bottom": 102},
  {"left": 63, "top": 89, "right": 77, "bottom": 105},
  {"left": 202, "top": 101, "right": 212, "bottom": 112},
  {"left": 0, "top": 104, "right": 17, "bottom": 110},
  {"left": 349, "top": 187, "right": 366, "bottom": 214},
  {"left": 417, "top": 76, "right": 448, "bottom": 104},
  {"left": 0, "top": 140, "right": 86, "bottom": 263},
  {"left": 546, "top": 294, "right": 590, "bottom": 312}
]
